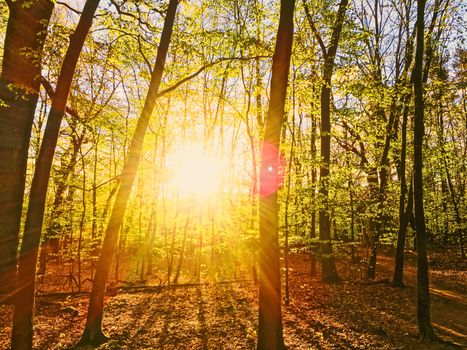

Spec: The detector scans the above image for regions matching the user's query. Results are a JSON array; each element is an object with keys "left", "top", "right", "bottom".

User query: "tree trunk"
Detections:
[
  {"left": 304, "top": 0, "right": 348, "bottom": 283},
  {"left": 11, "top": 1, "right": 100, "bottom": 348},
  {"left": 0, "top": 0, "right": 54, "bottom": 304},
  {"left": 443, "top": 154, "right": 466, "bottom": 258},
  {"left": 283, "top": 130, "right": 293, "bottom": 306},
  {"left": 38, "top": 131, "right": 85, "bottom": 275},
  {"left": 310, "top": 114, "right": 317, "bottom": 274},
  {"left": 367, "top": 113, "right": 398, "bottom": 279},
  {"left": 413, "top": 0, "right": 436, "bottom": 340},
  {"left": 257, "top": 1, "right": 294, "bottom": 349},
  {"left": 196, "top": 211, "right": 203, "bottom": 283},
  {"left": 392, "top": 0, "right": 417, "bottom": 285},
  {"left": 319, "top": 79, "right": 339, "bottom": 282},
  {"left": 78, "top": 0, "right": 179, "bottom": 345},
  {"left": 167, "top": 215, "right": 178, "bottom": 285},
  {"left": 173, "top": 216, "right": 190, "bottom": 284},
  {"left": 393, "top": 180, "right": 413, "bottom": 287}
]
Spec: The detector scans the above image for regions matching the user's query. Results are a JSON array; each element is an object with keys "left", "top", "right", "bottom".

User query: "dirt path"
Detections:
[{"left": 376, "top": 254, "right": 467, "bottom": 347}]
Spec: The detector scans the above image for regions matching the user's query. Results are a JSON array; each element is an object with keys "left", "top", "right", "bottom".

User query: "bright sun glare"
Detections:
[{"left": 168, "top": 142, "right": 223, "bottom": 196}]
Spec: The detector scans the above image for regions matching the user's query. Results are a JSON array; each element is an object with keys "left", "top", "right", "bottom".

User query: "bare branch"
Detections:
[
  {"left": 137, "top": 35, "right": 153, "bottom": 75},
  {"left": 109, "top": 0, "right": 158, "bottom": 32},
  {"left": 56, "top": 1, "right": 82, "bottom": 15}
]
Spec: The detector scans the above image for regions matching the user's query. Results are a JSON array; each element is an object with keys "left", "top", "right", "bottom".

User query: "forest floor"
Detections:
[{"left": 0, "top": 249, "right": 466, "bottom": 350}]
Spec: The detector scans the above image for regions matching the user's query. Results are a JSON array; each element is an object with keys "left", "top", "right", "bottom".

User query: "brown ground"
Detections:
[{"left": 0, "top": 250, "right": 465, "bottom": 349}]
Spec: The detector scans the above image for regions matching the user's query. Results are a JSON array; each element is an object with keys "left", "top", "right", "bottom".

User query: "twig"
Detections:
[{"left": 56, "top": 1, "right": 82, "bottom": 15}]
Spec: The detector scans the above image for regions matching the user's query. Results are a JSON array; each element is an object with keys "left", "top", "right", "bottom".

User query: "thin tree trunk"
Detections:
[
  {"left": 91, "top": 131, "right": 100, "bottom": 252},
  {"left": 367, "top": 114, "right": 398, "bottom": 278},
  {"left": 173, "top": 216, "right": 190, "bottom": 285},
  {"left": 392, "top": 0, "right": 416, "bottom": 285},
  {"left": 38, "top": 132, "right": 84, "bottom": 275},
  {"left": 196, "top": 212, "right": 203, "bottom": 283},
  {"left": 210, "top": 208, "right": 215, "bottom": 270},
  {"left": 284, "top": 150, "right": 292, "bottom": 306},
  {"left": 284, "top": 89, "right": 297, "bottom": 306},
  {"left": 303, "top": 0, "right": 348, "bottom": 283},
  {"left": 318, "top": 76, "right": 339, "bottom": 281},
  {"left": 393, "top": 180, "right": 413, "bottom": 287},
  {"left": 443, "top": 156, "right": 466, "bottom": 258},
  {"left": 78, "top": 0, "right": 179, "bottom": 345},
  {"left": 167, "top": 214, "right": 179, "bottom": 285},
  {"left": 77, "top": 147, "right": 88, "bottom": 292},
  {"left": 345, "top": 129, "right": 356, "bottom": 263},
  {"left": 114, "top": 223, "right": 124, "bottom": 282},
  {"left": 413, "top": 0, "right": 436, "bottom": 340},
  {"left": 394, "top": 111, "right": 411, "bottom": 276},
  {"left": 146, "top": 208, "right": 157, "bottom": 276},
  {"left": 257, "top": 1, "right": 294, "bottom": 349},
  {"left": 310, "top": 115, "right": 317, "bottom": 274},
  {"left": 147, "top": 173, "right": 161, "bottom": 276},
  {"left": 137, "top": 177, "right": 144, "bottom": 279}
]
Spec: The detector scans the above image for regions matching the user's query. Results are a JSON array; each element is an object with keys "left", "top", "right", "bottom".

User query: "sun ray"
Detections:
[{"left": 167, "top": 141, "right": 224, "bottom": 197}]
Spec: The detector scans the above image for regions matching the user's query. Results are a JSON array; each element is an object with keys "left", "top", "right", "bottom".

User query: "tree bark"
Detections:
[
  {"left": 0, "top": 0, "right": 54, "bottom": 304},
  {"left": 304, "top": 0, "right": 348, "bottom": 282},
  {"left": 393, "top": 180, "right": 413, "bottom": 287},
  {"left": 392, "top": 11, "right": 416, "bottom": 285},
  {"left": 257, "top": 1, "right": 294, "bottom": 349},
  {"left": 392, "top": 100, "right": 410, "bottom": 285},
  {"left": 310, "top": 115, "right": 317, "bottom": 274},
  {"left": 413, "top": 0, "right": 436, "bottom": 340},
  {"left": 78, "top": 0, "right": 179, "bottom": 345},
  {"left": 443, "top": 158, "right": 466, "bottom": 257},
  {"left": 11, "top": 1, "right": 101, "bottom": 348},
  {"left": 173, "top": 216, "right": 190, "bottom": 284},
  {"left": 319, "top": 80, "right": 340, "bottom": 282},
  {"left": 367, "top": 108, "right": 398, "bottom": 279}
]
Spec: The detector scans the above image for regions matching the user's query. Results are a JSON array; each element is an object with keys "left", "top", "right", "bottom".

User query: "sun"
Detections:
[{"left": 168, "top": 142, "right": 223, "bottom": 197}]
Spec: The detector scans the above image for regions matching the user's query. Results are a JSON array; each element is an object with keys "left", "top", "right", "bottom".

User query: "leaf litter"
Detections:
[{"left": 0, "top": 252, "right": 465, "bottom": 349}]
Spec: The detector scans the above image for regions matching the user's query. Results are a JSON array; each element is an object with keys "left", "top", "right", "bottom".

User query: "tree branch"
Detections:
[
  {"left": 137, "top": 35, "right": 153, "bottom": 75},
  {"left": 109, "top": 0, "right": 158, "bottom": 32},
  {"left": 56, "top": 1, "right": 82, "bottom": 15},
  {"left": 327, "top": 0, "right": 350, "bottom": 62},
  {"left": 157, "top": 55, "right": 270, "bottom": 98},
  {"left": 40, "top": 77, "right": 80, "bottom": 120},
  {"left": 334, "top": 136, "right": 369, "bottom": 166},
  {"left": 302, "top": 0, "right": 327, "bottom": 56},
  {"left": 338, "top": 120, "right": 369, "bottom": 166}
]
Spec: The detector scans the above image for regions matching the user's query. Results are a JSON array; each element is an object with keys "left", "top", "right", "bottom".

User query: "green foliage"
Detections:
[{"left": 2, "top": 0, "right": 465, "bottom": 289}]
